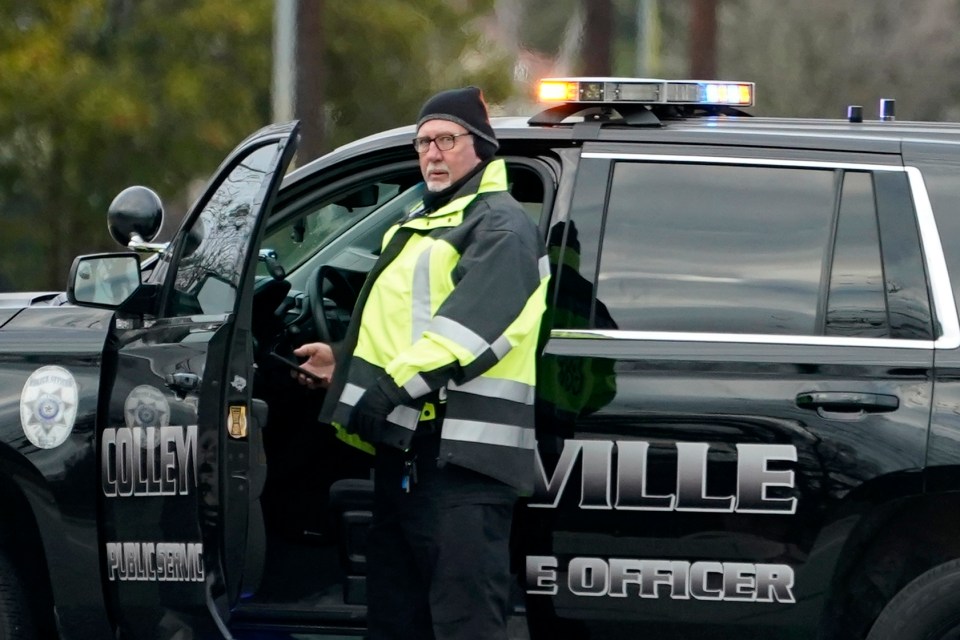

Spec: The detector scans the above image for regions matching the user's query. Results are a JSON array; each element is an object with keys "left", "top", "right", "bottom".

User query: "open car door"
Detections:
[{"left": 99, "top": 122, "right": 299, "bottom": 638}]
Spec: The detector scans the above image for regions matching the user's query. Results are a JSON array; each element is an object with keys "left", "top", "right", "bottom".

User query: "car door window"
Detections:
[
  {"left": 165, "top": 143, "right": 282, "bottom": 316},
  {"left": 826, "top": 171, "right": 887, "bottom": 336},
  {"left": 557, "top": 161, "right": 893, "bottom": 337},
  {"left": 259, "top": 179, "right": 414, "bottom": 277},
  {"left": 259, "top": 160, "right": 552, "bottom": 281}
]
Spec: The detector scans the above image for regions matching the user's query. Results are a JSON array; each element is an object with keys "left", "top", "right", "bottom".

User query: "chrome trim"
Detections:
[
  {"left": 127, "top": 239, "right": 168, "bottom": 254},
  {"left": 550, "top": 329, "right": 935, "bottom": 350},
  {"left": 581, "top": 152, "right": 905, "bottom": 172},
  {"left": 573, "top": 153, "right": 960, "bottom": 350},
  {"left": 905, "top": 167, "right": 960, "bottom": 349}
]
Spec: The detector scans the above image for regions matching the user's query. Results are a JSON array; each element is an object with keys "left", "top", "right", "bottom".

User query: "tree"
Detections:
[
  {"left": 0, "top": 0, "right": 513, "bottom": 290},
  {"left": 689, "top": 0, "right": 717, "bottom": 79},
  {"left": 0, "top": 0, "right": 275, "bottom": 289},
  {"left": 718, "top": 0, "right": 960, "bottom": 120},
  {"left": 581, "top": 0, "right": 613, "bottom": 75},
  {"left": 320, "top": 0, "right": 511, "bottom": 152},
  {"left": 295, "top": 0, "right": 324, "bottom": 162},
  {"left": 507, "top": 0, "right": 690, "bottom": 81}
]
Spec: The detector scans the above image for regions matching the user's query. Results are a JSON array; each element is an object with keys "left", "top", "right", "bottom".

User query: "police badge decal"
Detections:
[
  {"left": 124, "top": 385, "right": 171, "bottom": 429},
  {"left": 20, "top": 365, "right": 79, "bottom": 449}
]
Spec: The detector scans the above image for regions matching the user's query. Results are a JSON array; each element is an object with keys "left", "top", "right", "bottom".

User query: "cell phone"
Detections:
[{"left": 268, "top": 352, "right": 326, "bottom": 384}]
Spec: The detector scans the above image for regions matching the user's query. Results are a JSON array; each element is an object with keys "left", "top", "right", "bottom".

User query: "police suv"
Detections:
[{"left": 2, "top": 78, "right": 959, "bottom": 639}]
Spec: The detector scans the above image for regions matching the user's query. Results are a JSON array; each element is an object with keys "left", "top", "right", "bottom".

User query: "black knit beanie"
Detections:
[{"left": 417, "top": 86, "right": 499, "bottom": 160}]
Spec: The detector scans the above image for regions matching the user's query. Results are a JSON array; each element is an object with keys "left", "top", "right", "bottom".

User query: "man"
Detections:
[{"left": 295, "top": 86, "right": 549, "bottom": 640}]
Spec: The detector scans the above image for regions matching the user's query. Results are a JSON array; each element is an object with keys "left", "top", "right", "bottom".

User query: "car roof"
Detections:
[{"left": 283, "top": 107, "right": 960, "bottom": 189}]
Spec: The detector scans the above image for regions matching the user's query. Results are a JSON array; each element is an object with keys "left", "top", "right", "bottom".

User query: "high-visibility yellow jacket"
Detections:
[{"left": 324, "top": 159, "right": 550, "bottom": 492}]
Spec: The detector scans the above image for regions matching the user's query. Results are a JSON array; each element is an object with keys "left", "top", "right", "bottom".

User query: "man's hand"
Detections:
[
  {"left": 349, "top": 385, "right": 397, "bottom": 444},
  {"left": 292, "top": 342, "right": 335, "bottom": 389}
]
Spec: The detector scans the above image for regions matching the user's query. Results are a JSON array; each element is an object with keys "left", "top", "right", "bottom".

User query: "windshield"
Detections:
[{"left": 258, "top": 181, "right": 425, "bottom": 278}]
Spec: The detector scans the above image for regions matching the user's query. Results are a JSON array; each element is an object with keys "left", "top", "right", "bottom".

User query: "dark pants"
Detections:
[{"left": 366, "top": 432, "right": 517, "bottom": 640}]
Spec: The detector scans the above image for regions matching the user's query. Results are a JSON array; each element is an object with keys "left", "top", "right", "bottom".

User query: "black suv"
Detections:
[{"left": 2, "top": 78, "right": 960, "bottom": 640}]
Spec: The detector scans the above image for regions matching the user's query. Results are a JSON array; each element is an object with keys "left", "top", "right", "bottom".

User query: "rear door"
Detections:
[
  {"left": 99, "top": 122, "right": 298, "bottom": 639},
  {"left": 524, "top": 146, "right": 940, "bottom": 639}
]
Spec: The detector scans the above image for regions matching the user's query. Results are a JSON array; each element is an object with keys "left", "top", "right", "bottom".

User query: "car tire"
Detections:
[
  {"left": 0, "top": 548, "right": 34, "bottom": 639},
  {"left": 866, "top": 558, "right": 960, "bottom": 640}
]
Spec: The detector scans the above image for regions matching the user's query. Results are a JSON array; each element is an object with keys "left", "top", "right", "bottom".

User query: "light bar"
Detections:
[{"left": 537, "top": 77, "right": 754, "bottom": 107}]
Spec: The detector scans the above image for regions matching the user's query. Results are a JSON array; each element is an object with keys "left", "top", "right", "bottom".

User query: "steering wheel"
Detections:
[{"left": 308, "top": 265, "right": 356, "bottom": 343}]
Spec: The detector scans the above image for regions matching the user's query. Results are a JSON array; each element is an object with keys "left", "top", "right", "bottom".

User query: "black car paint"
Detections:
[
  {"left": 525, "top": 337, "right": 932, "bottom": 638},
  {"left": 4, "top": 111, "right": 960, "bottom": 638},
  {"left": 0, "top": 305, "right": 115, "bottom": 638}
]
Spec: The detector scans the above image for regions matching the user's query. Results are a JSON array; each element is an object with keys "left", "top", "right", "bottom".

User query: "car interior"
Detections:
[{"left": 235, "top": 160, "right": 551, "bottom": 624}]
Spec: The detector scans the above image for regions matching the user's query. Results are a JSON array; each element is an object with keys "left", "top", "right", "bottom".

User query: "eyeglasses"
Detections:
[{"left": 412, "top": 132, "right": 472, "bottom": 154}]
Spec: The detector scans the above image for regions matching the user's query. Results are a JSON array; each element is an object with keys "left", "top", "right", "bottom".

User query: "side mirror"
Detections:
[
  {"left": 108, "top": 186, "right": 165, "bottom": 249},
  {"left": 67, "top": 253, "right": 141, "bottom": 308}
]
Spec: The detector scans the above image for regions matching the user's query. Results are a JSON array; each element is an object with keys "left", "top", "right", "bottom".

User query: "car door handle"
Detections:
[
  {"left": 166, "top": 372, "right": 202, "bottom": 395},
  {"left": 796, "top": 391, "right": 899, "bottom": 414}
]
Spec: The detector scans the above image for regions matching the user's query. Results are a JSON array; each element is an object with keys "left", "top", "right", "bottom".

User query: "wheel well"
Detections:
[
  {"left": 821, "top": 492, "right": 960, "bottom": 640},
  {"left": 0, "top": 477, "right": 57, "bottom": 637}
]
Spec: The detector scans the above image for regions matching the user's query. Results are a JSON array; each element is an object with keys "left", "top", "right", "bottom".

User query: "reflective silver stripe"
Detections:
[
  {"left": 386, "top": 405, "right": 421, "bottom": 431},
  {"left": 449, "top": 377, "right": 535, "bottom": 405},
  {"left": 442, "top": 419, "right": 537, "bottom": 449},
  {"left": 411, "top": 248, "right": 433, "bottom": 341},
  {"left": 538, "top": 254, "right": 550, "bottom": 280},
  {"left": 340, "top": 383, "right": 365, "bottom": 407},
  {"left": 491, "top": 335, "right": 513, "bottom": 360},
  {"left": 403, "top": 374, "right": 432, "bottom": 399},
  {"left": 429, "top": 316, "right": 489, "bottom": 357}
]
